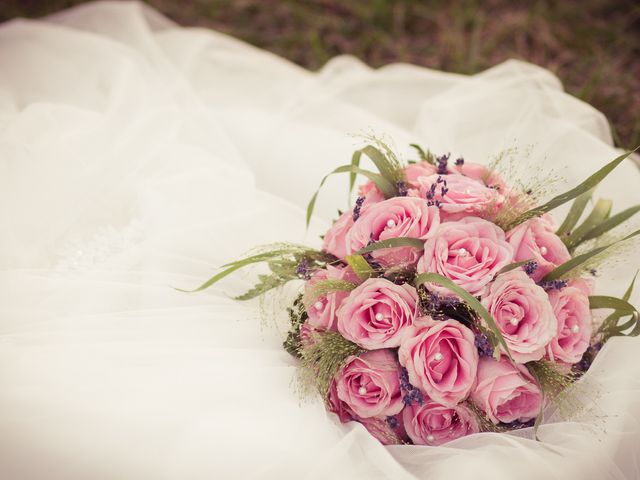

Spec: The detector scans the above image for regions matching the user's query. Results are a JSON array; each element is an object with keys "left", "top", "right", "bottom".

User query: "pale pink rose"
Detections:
[
  {"left": 337, "top": 278, "right": 418, "bottom": 349},
  {"left": 335, "top": 349, "right": 404, "bottom": 418},
  {"left": 322, "top": 210, "right": 353, "bottom": 260},
  {"left": 303, "top": 265, "right": 359, "bottom": 331},
  {"left": 404, "top": 162, "right": 437, "bottom": 187},
  {"left": 545, "top": 279, "right": 593, "bottom": 365},
  {"left": 471, "top": 357, "right": 542, "bottom": 424},
  {"left": 358, "top": 181, "right": 385, "bottom": 205},
  {"left": 398, "top": 317, "right": 479, "bottom": 407},
  {"left": 346, "top": 196, "right": 440, "bottom": 267},
  {"left": 481, "top": 270, "right": 557, "bottom": 363},
  {"left": 409, "top": 173, "right": 504, "bottom": 221},
  {"left": 506, "top": 215, "right": 571, "bottom": 282},
  {"left": 417, "top": 217, "right": 513, "bottom": 297},
  {"left": 403, "top": 400, "right": 479, "bottom": 445}
]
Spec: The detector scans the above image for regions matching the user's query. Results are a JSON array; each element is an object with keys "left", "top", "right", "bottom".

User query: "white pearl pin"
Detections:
[
  {"left": 375, "top": 313, "right": 384, "bottom": 321},
  {"left": 458, "top": 248, "right": 468, "bottom": 257},
  {"left": 386, "top": 219, "right": 396, "bottom": 228},
  {"left": 571, "top": 325, "right": 580, "bottom": 334},
  {"left": 540, "top": 246, "right": 548, "bottom": 255},
  {"left": 314, "top": 301, "right": 323, "bottom": 310},
  {"left": 426, "top": 434, "right": 435, "bottom": 442},
  {"left": 434, "top": 352, "right": 444, "bottom": 361},
  {"left": 358, "top": 386, "right": 367, "bottom": 395},
  {"left": 510, "top": 317, "right": 519, "bottom": 326}
]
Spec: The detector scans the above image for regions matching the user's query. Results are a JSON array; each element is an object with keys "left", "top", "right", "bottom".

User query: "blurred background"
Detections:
[{"left": 1, "top": 0, "right": 638, "bottom": 148}]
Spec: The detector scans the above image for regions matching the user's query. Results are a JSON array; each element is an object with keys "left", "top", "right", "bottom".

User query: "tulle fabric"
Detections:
[{"left": 0, "top": 2, "right": 638, "bottom": 479}]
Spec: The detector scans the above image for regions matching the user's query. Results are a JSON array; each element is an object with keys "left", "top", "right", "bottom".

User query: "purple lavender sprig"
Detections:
[
  {"left": 436, "top": 153, "right": 450, "bottom": 175},
  {"left": 400, "top": 367, "right": 425, "bottom": 406},
  {"left": 474, "top": 332, "right": 494, "bottom": 358},
  {"left": 352, "top": 196, "right": 365, "bottom": 222},
  {"left": 295, "top": 258, "right": 311, "bottom": 280},
  {"left": 538, "top": 279, "right": 568, "bottom": 291},
  {"left": 523, "top": 261, "right": 538, "bottom": 276}
]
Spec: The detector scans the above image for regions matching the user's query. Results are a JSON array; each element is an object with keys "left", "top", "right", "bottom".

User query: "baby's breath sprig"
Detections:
[
  {"left": 282, "top": 294, "right": 308, "bottom": 358},
  {"left": 528, "top": 360, "right": 588, "bottom": 421},
  {"left": 297, "top": 331, "right": 364, "bottom": 399}
]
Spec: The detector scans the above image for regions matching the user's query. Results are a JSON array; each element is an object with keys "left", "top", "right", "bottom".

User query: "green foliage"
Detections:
[
  {"left": 298, "top": 331, "right": 363, "bottom": 398},
  {"left": 345, "top": 254, "right": 376, "bottom": 280},
  {"left": 505, "top": 149, "right": 636, "bottom": 230}
]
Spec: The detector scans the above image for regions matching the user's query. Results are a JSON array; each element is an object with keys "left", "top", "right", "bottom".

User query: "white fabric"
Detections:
[{"left": 1, "top": 2, "right": 639, "bottom": 479}]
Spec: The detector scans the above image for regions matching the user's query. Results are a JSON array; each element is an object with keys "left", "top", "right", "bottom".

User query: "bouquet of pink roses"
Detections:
[{"left": 188, "top": 141, "right": 639, "bottom": 446}]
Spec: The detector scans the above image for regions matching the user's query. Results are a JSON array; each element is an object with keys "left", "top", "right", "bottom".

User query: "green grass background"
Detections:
[{"left": 2, "top": 0, "right": 638, "bottom": 148}]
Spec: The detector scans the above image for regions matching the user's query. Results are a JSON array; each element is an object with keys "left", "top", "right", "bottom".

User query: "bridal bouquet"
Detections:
[{"left": 188, "top": 141, "right": 639, "bottom": 445}]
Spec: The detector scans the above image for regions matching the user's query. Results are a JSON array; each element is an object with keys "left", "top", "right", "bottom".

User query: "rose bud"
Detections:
[
  {"left": 481, "top": 270, "right": 557, "bottom": 363},
  {"left": 398, "top": 317, "right": 479, "bottom": 407},
  {"left": 471, "top": 357, "right": 542, "bottom": 424},
  {"left": 337, "top": 277, "right": 418, "bottom": 349},
  {"left": 417, "top": 217, "right": 513, "bottom": 297},
  {"left": 322, "top": 210, "right": 354, "bottom": 260},
  {"left": 335, "top": 349, "right": 404, "bottom": 419},
  {"left": 403, "top": 400, "right": 479, "bottom": 445}
]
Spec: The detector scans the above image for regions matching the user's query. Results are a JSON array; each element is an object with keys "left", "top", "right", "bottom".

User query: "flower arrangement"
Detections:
[{"left": 187, "top": 141, "right": 639, "bottom": 446}]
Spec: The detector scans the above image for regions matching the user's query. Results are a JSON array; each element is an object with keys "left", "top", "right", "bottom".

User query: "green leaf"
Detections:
[
  {"left": 564, "top": 198, "right": 612, "bottom": 249},
  {"left": 355, "top": 237, "right": 425, "bottom": 255},
  {"left": 590, "top": 294, "right": 640, "bottom": 338},
  {"left": 306, "top": 164, "right": 396, "bottom": 227},
  {"left": 505, "top": 148, "right": 637, "bottom": 230},
  {"left": 349, "top": 149, "right": 362, "bottom": 196},
  {"left": 178, "top": 244, "right": 322, "bottom": 293},
  {"left": 235, "top": 273, "right": 297, "bottom": 301},
  {"left": 304, "top": 279, "right": 358, "bottom": 304},
  {"left": 410, "top": 143, "right": 436, "bottom": 165},
  {"left": 345, "top": 254, "right": 376, "bottom": 280},
  {"left": 573, "top": 204, "right": 640, "bottom": 246},
  {"left": 414, "top": 272, "right": 513, "bottom": 361},
  {"left": 497, "top": 260, "right": 532, "bottom": 275},
  {"left": 360, "top": 145, "right": 404, "bottom": 186},
  {"left": 555, "top": 188, "right": 594, "bottom": 237},
  {"left": 543, "top": 228, "right": 640, "bottom": 281}
]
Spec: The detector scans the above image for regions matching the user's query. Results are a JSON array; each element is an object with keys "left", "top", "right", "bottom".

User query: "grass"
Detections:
[{"left": 2, "top": 0, "right": 638, "bottom": 148}]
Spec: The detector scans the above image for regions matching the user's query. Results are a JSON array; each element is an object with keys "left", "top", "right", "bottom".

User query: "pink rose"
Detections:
[
  {"left": 398, "top": 317, "right": 479, "bottom": 406},
  {"left": 403, "top": 400, "right": 479, "bottom": 445},
  {"left": 337, "top": 278, "right": 418, "bottom": 349},
  {"left": 335, "top": 349, "right": 404, "bottom": 418},
  {"left": 451, "top": 162, "right": 507, "bottom": 193},
  {"left": 409, "top": 173, "right": 504, "bottom": 221},
  {"left": 322, "top": 210, "right": 353, "bottom": 260},
  {"left": 346, "top": 196, "right": 440, "bottom": 267},
  {"left": 546, "top": 279, "right": 593, "bottom": 364},
  {"left": 506, "top": 215, "right": 571, "bottom": 282},
  {"left": 417, "top": 217, "right": 513, "bottom": 297},
  {"left": 327, "top": 377, "right": 355, "bottom": 423},
  {"left": 303, "top": 265, "right": 359, "bottom": 331},
  {"left": 481, "top": 270, "right": 556, "bottom": 363},
  {"left": 471, "top": 357, "right": 542, "bottom": 424},
  {"left": 404, "top": 162, "right": 437, "bottom": 187}
]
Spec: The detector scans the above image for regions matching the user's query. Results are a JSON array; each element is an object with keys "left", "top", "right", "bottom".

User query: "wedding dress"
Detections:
[{"left": 1, "top": 2, "right": 639, "bottom": 479}]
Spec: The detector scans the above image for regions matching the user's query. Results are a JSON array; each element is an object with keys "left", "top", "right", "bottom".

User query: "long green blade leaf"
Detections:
[
  {"left": 360, "top": 145, "right": 404, "bottom": 185},
  {"left": 506, "top": 148, "right": 637, "bottom": 230},
  {"left": 306, "top": 164, "right": 396, "bottom": 227},
  {"left": 556, "top": 188, "right": 594, "bottom": 237},
  {"left": 410, "top": 143, "right": 436, "bottom": 165},
  {"left": 414, "top": 272, "right": 513, "bottom": 360},
  {"left": 543, "top": 228, "right": 640, "bottom": 281},
  {"left": 564, "top": 198, "right": 612, "bottom": 249},
  {"left": 349, "top": 150, "right": 362, "bottom": 195},
  {"left": 576, "top": 205, "right": 640, "bottom": 245},
  {"left": 355, "top": 237, "right": 425, "bottom": 255},
  {"left": 345, "top": 254, "right": 376, "bottom": 280},
  {"left": 497, "top": 260, "right": 532, "bottom": 275}
]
